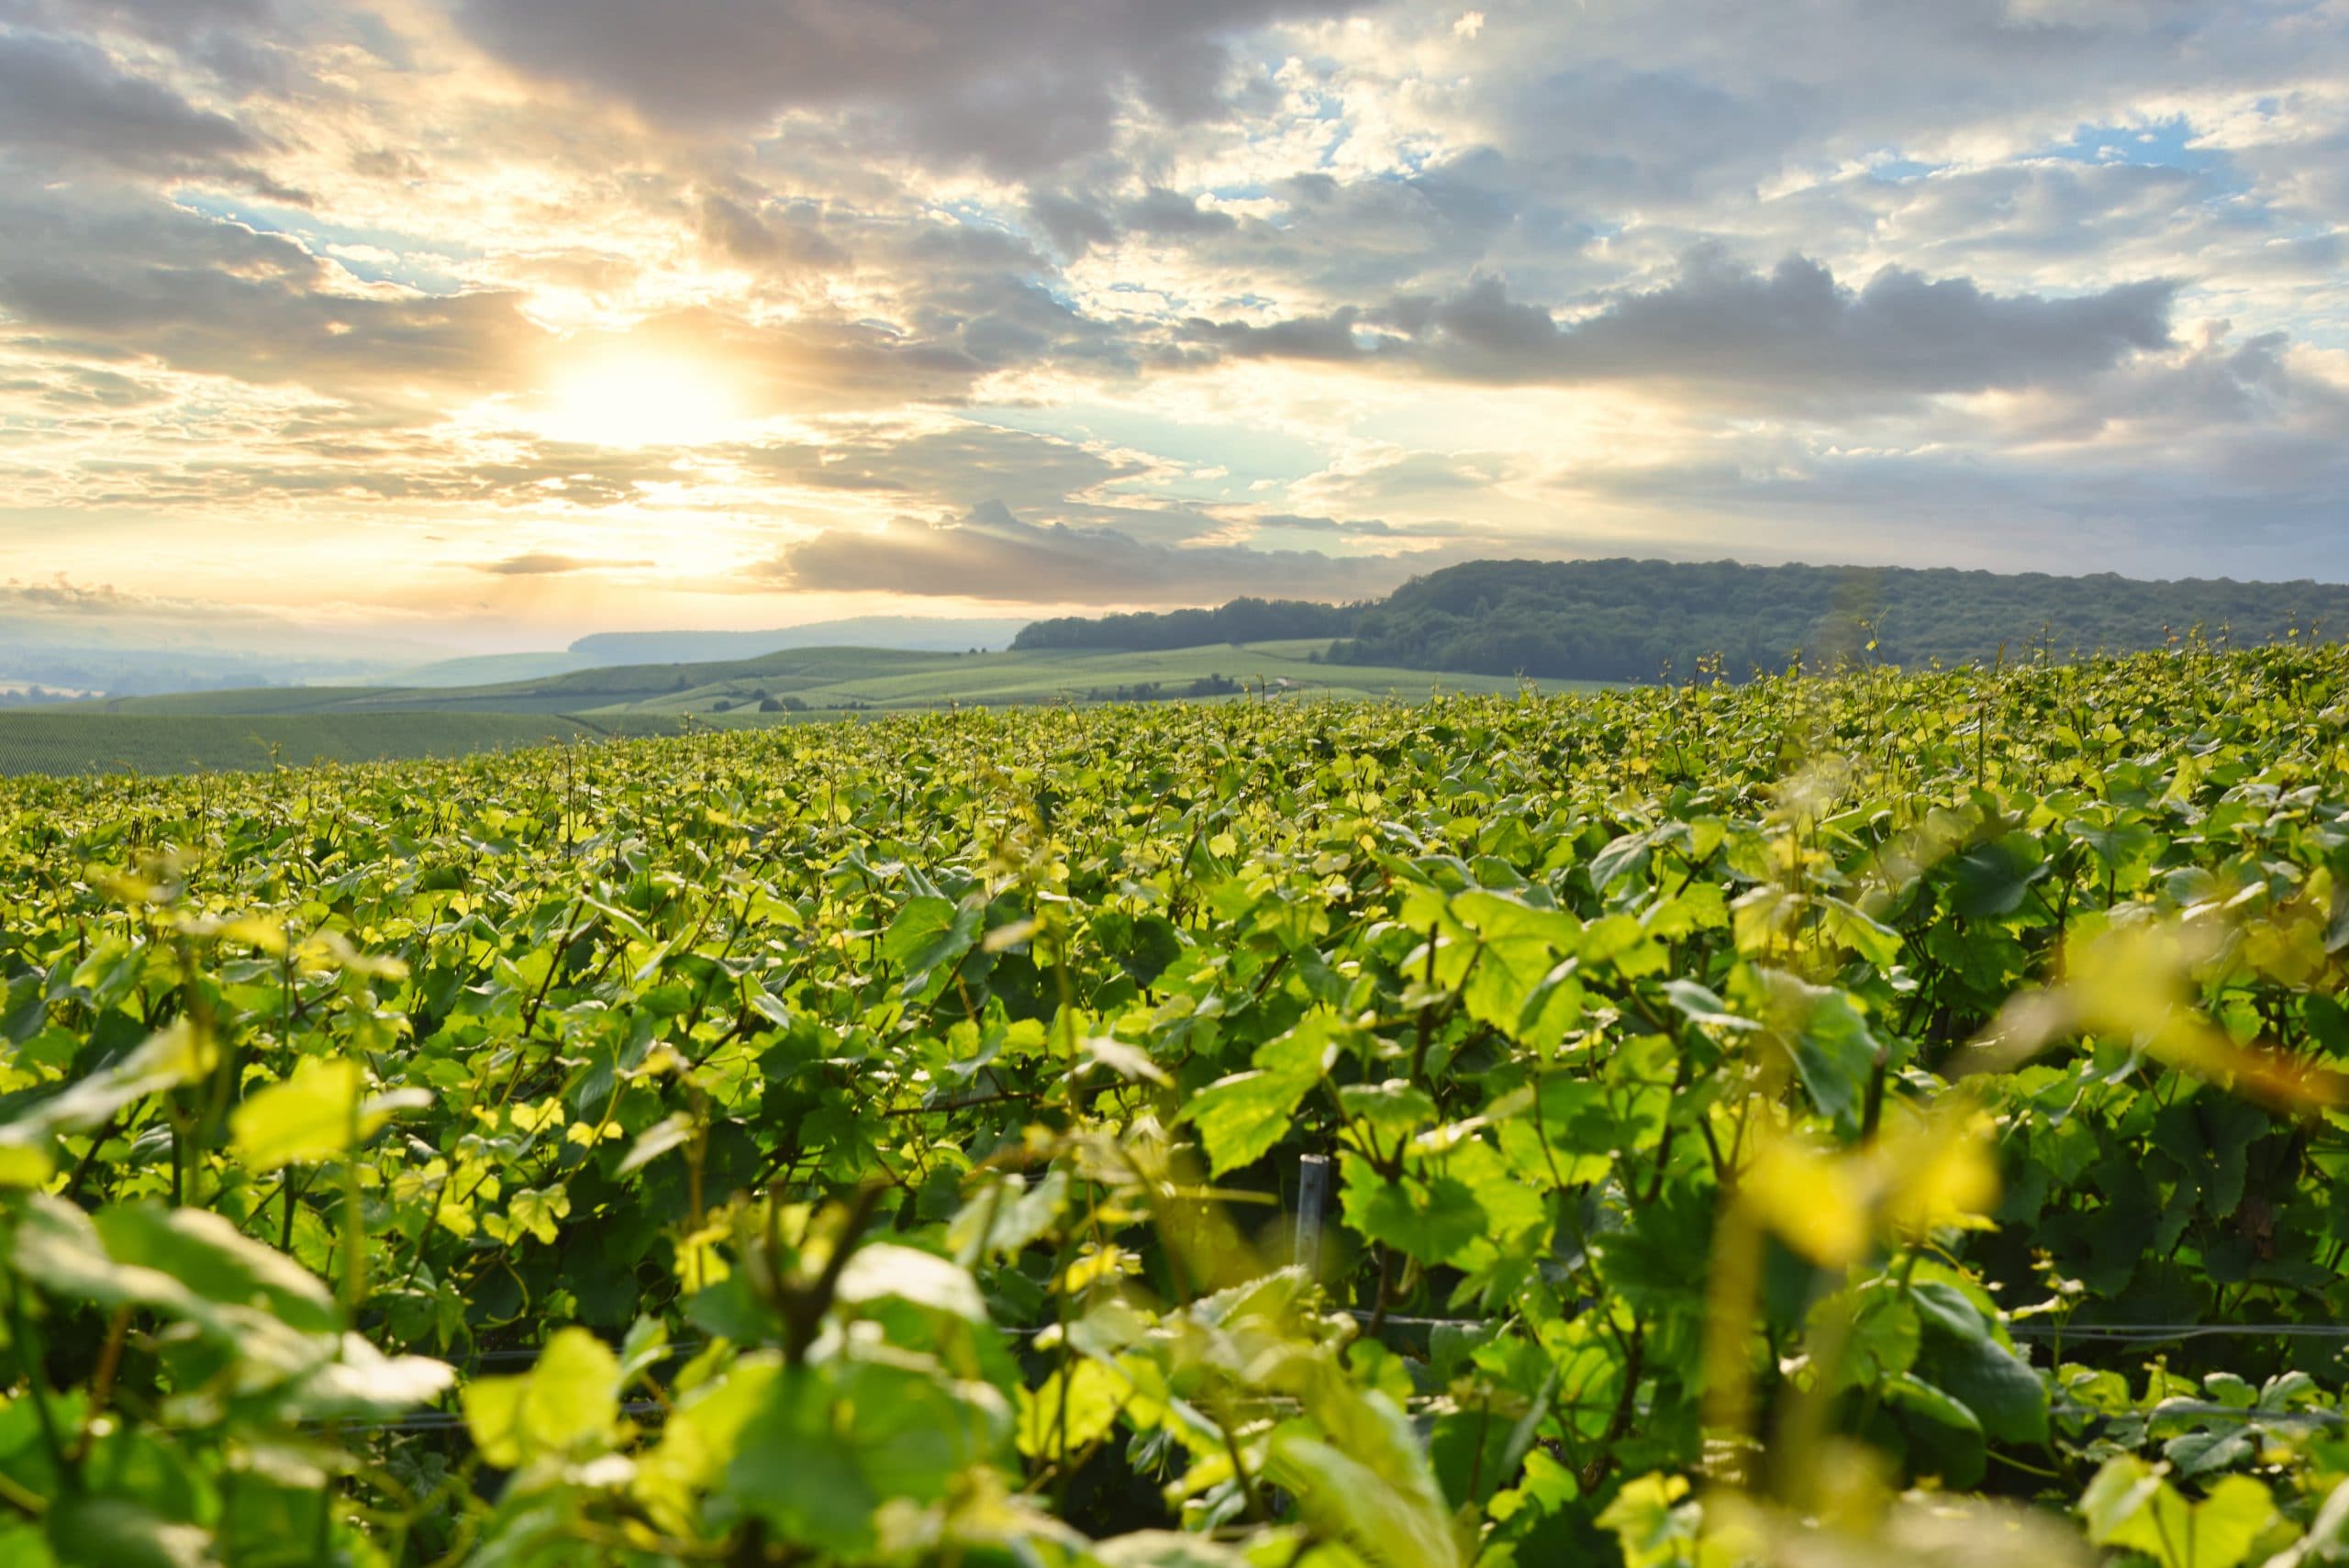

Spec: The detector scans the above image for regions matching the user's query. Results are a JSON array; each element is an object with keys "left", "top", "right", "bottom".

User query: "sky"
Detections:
[{"left": 1, "top": 0, "right": 2345, "bottom": 651}]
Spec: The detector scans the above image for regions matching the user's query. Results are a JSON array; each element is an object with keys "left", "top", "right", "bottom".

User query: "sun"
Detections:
[{"left": 533, "top": 350, "right": 746, "bottom": 448}]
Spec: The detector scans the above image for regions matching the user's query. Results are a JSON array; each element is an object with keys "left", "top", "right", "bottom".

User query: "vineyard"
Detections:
[{"left": 4, "top": 642, "right": 2349, "bottom": 1566}]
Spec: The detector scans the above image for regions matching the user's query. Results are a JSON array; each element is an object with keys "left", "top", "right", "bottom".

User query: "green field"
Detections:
[
  {"left": 15, "top": 642, "right": 1599, "bottom": 774},
  {"left": 8, "top": 645, "right": 2349, "bottom": 1563},
  {"left": 0, "top": 711, "right": 662, "bottom": 778},
  {"left": 359, "top": 651, "right": 602, "bottom": 687},
  {"left": 89, "top": 640, "right": 1588, "bottom": 720}
]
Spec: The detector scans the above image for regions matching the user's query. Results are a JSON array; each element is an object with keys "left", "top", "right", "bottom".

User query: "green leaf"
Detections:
[
  {"left": 1910, "top": 1282, "right": 2047, "bottom": 1444},
  {"left": 1598, "top": 1473, "right": 1707, "bottom": 1568},
  {"left": 617, "top": 1111, "right": 696, "bottom": 1176},
  {"left": 1442, "top": 1137, "right": 1546, "bottom": 1240},
  {"left": 726, "top": 1360, "right": 1006, "bottom": 1557},
  {"left": 1809, "top": 1284, "right": 1920, "bottom": 1392},
  {"left": 1015, "top": 1359, "right": 1125, "bottom": 1460},
  {"left": 503, "top": 1184, "right": 571, "bottom": 1246},
  {"left": 1341, "top": 1155, "right": 1486, "bottom": 1264},
  {"left": 1270, "top": 1430, "right": 1464, "bottom": 1568},
  {"left": 44, "top": 1498, "right": 207, "bottom": 1568},
  {"left": 882, "top": 896, "right": 981, "bottom": 992},
  {"left": 834, "top": 1243, "right": 987, "bottom": 1322},
  {"left": 2067, "top": 818, "right": 2161, "bottom": 884},
  {"left": 462, "top": 1326, "right": 621, "bottom": 1469},
  {"left": 1816, "top": 896, "right": 1901, "bottom": 969},
  {"left": 12, "top": 1019, "right": 209, "bottom": 1139},
  {"left": 1736, "top": 967, "right": 1879, "bottom": 1134},
  {"left": 1883, "top": 1371, "right": 1989, "bottom": 1487},
  {"left": 617, "top": 1317, "right": 671, "bottom": 1383},
  {"left": 1339, "top": 1079, "right": 1437, "bottom": 1147},
  {"left": 949, "top": 1170, "right": 1068, "bottom": 1262},
  {"left": 1075, "top": 1036, "right": 1171, "bottom": 1086},
  {"left": 2079, "top": 1459, "right": 2276, "bottom": 1568},
  {"left": 1181, "top": 1069, "right": 1311, "bottom": 1175},
  {"left": 11, "top": 1194, "right": 195, "bottom": 1318},
  {"left": 93, "top": 1203, "right": 338, "bottom": 1335},
  {"left": 725, "top": 1370, "right": 878, "bottom": 1556},
  {"left": 2268, "top": 1479, "right": 2349, "bottom": 1568},
  {"left": 292, "top": 1336, "right": 458, "bottom": 1421},
  {"left": 0, "top": 1139, "right": 53, "bottom": 1189},
  {"left": 1588, "top": 828, "right": 1655, "bottom": 894},
  {"left": 1950, "top": 834, "right": 2045, "bottom": 919},
  {"left": 1662, "top": 979, "right": 1760, "bottom": 1034},
  {"left": 230, "top": 1057, "right": 362, "bottom": 1172}
]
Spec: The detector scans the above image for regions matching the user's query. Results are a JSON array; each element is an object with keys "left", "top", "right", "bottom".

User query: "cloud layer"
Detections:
[
  {"left": 1, "top": 0, "right": 2345, "bottom": 645},
  {"left": 1182, "top": 253, "right": 2180, "bottom": 401}
]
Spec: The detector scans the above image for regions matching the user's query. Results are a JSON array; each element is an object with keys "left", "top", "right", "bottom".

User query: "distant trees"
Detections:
[
  {"left": 1330, "top": 559, "right": 2349, "bottom": 681},
  {"left": 1013, "top": 596, "right": 1364, "bottom": 651},
  {"left": 1013, "top": 559, "right": 2349, "bottom": 684}
]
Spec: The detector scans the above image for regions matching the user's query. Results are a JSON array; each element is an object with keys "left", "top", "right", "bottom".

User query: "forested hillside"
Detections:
[
  {"left": 1016, "top": 558, "right": 2349, "bottom": 681},
  {"left": 1013, "top": 597, "right": 1364, "bottom": 651},
  {"left": 1337, "top": 559, "right": 2349, "bottom": 680}
]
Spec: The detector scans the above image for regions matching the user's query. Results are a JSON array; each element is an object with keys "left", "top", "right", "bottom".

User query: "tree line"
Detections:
[{"left": 1012, "top": 557, "right": 2349, "bottom": 680}]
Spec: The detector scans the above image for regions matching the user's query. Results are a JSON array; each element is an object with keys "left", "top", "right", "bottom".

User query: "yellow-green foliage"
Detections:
[{"left": 3, "top": 642, "right": 2348, "bottom": 1565}]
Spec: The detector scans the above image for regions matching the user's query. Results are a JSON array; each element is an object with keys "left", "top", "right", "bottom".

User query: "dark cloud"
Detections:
[
  {"left": 1180, "top": 251, "right": 2176, "bottom": 401},
  {"left": 761, "top": 501, "right": 1431, "bottom": 603},
  {"left": 1028, "top": 191, "right": 1121, "bottom": 256},
  {"left": 1249, "top": 513, "right": 1397, "bottom": 536},
  {"left": 1184, "top": 306, "right": 1369, "bottom": 363},
  {"left": 3, "top": 0, "right": 271, "bottom": 39},
  {"left": 697, "top": 192, "right": 850, "bottom": 273},
  {"left": 0, "top": 183, "right": 539, "bottom": 398},
  {"left": 1498, "top": 67, "right": 1818, "bottom": 205},
  {"left": 453, "top": 0, "right": 1369, "bottom": 173},
  {"left": 1548, "top": 326, "right": 2349, "bottom": 576},
  {"left": 1125, "top": 187, "right": 1239, "bottom": 238},
  {"left": 1026, "top": 155, "right": 1575, "bottom": 297},
  {"left": 0, "top": 29, "right": 289, "bottom": 191},
  {"left": 731, "top": 424, "right": 1146, "bottom": 513},
  {"left": 1466, "top": 1, "right": 2330, "bottom": 207}
]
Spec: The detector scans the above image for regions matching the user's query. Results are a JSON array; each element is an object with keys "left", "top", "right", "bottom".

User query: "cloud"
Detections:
[
  {"left": 0, "top": 183, "right": 540, "bottom": 401},
  {"left": 1543, "top": 328, "right": 2349, "bottom": 575},
  {"left": 0, "top": 28, "right": 292, "bottom": 192},
  {"left": 472, "top": 552, "right": 651, "bottom": 575},
  {"left": 696, "top": 192, "right": 850, "bottom": 274},
  {"left": 761, "top": 501, "right": 1436, "bottom": 604},
  {"left": 1247, "top": 513, "right": 1397, "bottom": 536},
  {"left": 729, "top": 424, "right": 1148, "bottom": 512},
  {"left": 1180, "top": 250, "right": 2176, "bottom": 401},
  {"left": 452, "top": 0, "right": 1371, "bottom": 173},
  {"left": 3, "top": 0, "right": 2346, "bottom": 631},
  {"left": 0, "top": 574, "right": 247, "bottom": 618}
]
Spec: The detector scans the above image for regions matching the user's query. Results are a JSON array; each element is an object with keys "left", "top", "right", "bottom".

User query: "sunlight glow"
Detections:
[{"left": 534, "top": 352, "right": 746, "bottom": 448}]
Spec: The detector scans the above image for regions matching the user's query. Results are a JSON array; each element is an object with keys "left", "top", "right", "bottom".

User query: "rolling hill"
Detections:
[{"left": 10, "top": 641, "right": 1596, "bottom": 774}]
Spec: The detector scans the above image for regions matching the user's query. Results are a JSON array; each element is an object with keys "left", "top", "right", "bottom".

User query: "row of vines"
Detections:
[{"left": 5, "top": 643, "right": 2349, "bottom": 1564}]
